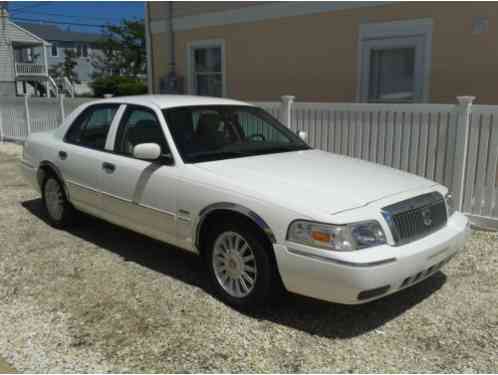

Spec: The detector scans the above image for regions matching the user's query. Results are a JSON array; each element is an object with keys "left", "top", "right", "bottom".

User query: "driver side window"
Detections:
[
  {"left": 115, "top": 106, "right": 170, "bottom": 157},
  {"left": 236, "top": 110, "right": 290, "bottom": 143}
]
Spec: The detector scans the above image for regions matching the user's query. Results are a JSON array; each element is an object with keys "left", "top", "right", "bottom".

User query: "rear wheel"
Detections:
[
  {"left": 205, "top": 221, "right": 276, "bottom": 309},
  {"left": 42, "top": 175, "right": 75, "bottom": 228}
]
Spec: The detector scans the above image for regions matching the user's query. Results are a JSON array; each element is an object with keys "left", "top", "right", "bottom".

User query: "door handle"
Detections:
[
  {"left": 58, "top": 151, "right": 67, "bottom": 160},
  {"left": 102, "top": 162, "right": 116, "bottom": 173}
]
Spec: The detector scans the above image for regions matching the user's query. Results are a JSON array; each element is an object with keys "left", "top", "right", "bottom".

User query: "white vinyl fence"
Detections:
[
  {"left": 0, "top": 95, "right": 91, "bottom": 143},
  {"left": 257, "top": 95, "right": 498, "bottom": 229},
  {"left": 1, "top": 94, "right": 497, "bottom": 228}
]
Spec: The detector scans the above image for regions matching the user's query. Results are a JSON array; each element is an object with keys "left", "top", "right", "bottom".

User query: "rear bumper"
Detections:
[
  {"left": 273, "top": 212, "right": 470, "bottom": 304},
  {"left": 20, "top": 159, "right": 40, "bottom": 193}
]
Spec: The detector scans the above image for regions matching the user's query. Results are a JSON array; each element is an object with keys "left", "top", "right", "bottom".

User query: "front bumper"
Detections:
[{"left": 273, "top": 212, "right": 470, "bottom": 304}]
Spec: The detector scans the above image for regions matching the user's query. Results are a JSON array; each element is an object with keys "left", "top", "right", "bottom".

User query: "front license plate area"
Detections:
[{"left": 399, "top": 254, "right": 454, "bottom": 290}]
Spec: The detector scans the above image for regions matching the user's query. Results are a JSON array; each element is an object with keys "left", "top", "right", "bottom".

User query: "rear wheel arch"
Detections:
[{"left": 37, "top": 161, "right": 70, "bottom": 200}]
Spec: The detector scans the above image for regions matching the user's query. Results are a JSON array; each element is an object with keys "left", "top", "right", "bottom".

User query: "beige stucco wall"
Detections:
[{"left": 151, "top": 2, "right": 498, "bottom": 104}]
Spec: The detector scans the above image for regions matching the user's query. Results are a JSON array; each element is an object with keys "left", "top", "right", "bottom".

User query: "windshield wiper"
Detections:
[
  {"left": 187, "top": 150, "right": 252, "bottom": 162},
  {"left": 243, "top": 144, "right": 311, "bottom": 155}
]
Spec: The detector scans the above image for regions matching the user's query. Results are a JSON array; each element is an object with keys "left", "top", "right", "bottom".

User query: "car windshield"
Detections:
[{"left": 162, "top": 105, "right": 310, "bottom": 163}]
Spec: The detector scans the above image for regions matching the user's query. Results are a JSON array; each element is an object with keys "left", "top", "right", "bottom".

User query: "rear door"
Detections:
[
  {"left": 57, "top": 103, "right": 120, "bottom": 216},
  {"left": 98, "top": 104, "right": 179, "bottom": 245}
]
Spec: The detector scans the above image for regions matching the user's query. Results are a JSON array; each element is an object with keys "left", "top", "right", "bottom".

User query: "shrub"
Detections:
[{"left": 91, "top": 76, "right": 147, "bottom": 97}]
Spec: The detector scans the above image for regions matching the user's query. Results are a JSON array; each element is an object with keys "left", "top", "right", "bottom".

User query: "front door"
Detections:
[{"left": 99, "top": 104, "right": 178, "bottom": 245}]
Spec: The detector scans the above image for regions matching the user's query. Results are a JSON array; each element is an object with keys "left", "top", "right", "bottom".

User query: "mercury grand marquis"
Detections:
[{"left": 21, "top": 95, "right": 470, "bottom": 308}]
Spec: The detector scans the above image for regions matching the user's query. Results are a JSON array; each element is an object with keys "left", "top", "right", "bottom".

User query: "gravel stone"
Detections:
[{"left": 0, "top": 142, "right": 497, "bottom": 372}]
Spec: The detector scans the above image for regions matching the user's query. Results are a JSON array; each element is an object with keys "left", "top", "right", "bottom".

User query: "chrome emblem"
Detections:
[{"left": 421, "top": 208, "right": 433, "bottom": 227}]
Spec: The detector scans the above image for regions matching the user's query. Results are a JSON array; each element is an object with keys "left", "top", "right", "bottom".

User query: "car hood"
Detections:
[{"left": 192, "top": 149, "right": 436, "bottom": 216}]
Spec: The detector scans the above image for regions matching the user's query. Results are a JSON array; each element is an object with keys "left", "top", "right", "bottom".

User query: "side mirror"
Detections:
[
  {"left": 297, "top": 130, "right": 307, "bottom": 141},
  {"left": 133, "top": 143, "right": 161, "bottom": 161}
]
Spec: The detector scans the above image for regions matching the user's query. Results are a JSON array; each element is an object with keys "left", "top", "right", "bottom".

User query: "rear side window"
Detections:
[{"left": 65, "top": 104, "right": 119, "bottom": 150}]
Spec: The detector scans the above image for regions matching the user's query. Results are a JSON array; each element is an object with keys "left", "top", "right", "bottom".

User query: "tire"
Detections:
[
  {"left": 205, "top": 220, "right": 277, "bottom": 309},
  {"left": 42, "top": 175, "right": 75, "bottom": 228}
]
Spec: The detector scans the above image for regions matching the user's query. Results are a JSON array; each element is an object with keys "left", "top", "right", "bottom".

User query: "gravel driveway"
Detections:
[{"left": 0, "top": 142, "right": 497, "bottom": 373}]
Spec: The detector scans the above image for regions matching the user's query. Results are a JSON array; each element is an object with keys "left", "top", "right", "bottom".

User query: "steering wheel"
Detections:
[{"left": 249, "top": 133, "right": 266, "bottom": 141}]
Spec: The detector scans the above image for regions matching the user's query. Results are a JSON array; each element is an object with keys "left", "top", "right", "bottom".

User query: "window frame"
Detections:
[
  {"left": 187, "top": 39, "right": 226, "bottom": 97},
  {"left": 357, "top": 19, "right": 433, "bottom": 103},
  {"left": 63, "top": 103, "right": 120, "bottom": 151},
  {"left": 113, "top": 104, "right": 173, "bottom": 161},
  {"left": 50, "top": 44, "right": 58, "bottom": 57}
]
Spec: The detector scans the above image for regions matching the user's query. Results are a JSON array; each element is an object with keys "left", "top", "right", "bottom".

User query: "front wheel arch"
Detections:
[
  {"left": 195, "top": 208, "right": 284, "bottom": 290},
  {"left": 195, "top": 203, "right": 277, "bottom": 253}
]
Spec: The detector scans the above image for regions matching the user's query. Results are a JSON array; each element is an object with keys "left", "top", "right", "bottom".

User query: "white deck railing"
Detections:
[{"left": 15, "top": 63, "right": 47, "bottom": 76}]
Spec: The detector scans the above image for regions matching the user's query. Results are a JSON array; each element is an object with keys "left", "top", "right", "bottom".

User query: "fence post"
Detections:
[
  {"left": 280, "top": 95, "right": 295, "bottom": 128},
  {"left": 59, "top": 93, "right": 66, "bottom": 122},
  {"left": 0, "top": 111, "right": 3, "bottom": 143},
  {"left": 453, "top": 95, "right": 475, "bottom": 211},
  {"left": 24, "top": 94, "right": 31, "bottom": 136}
]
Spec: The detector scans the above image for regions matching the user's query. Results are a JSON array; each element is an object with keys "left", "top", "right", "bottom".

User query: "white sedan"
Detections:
[{"left": 21, "top": 95, "right": 470, "bottom": 308}]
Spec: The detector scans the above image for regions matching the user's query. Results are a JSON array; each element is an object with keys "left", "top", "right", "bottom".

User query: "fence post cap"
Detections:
[
  {"left": 457, "top": 96, "right": 476, "bottom": 106},
  {"left": 281, "top": 95, "right": 295, "bottom": 103}
]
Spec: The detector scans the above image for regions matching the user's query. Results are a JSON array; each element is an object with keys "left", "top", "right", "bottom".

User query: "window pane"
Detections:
[
  {"left": 163, "top": 106, "right": 307, "bottom": 163},
  {"left": 80, "top": 106, "right": 118, "bottom": 150},
  {"left": 369, "top": 47, "right": 415, "bottom": 102},
  {"left": 51, "top": 45, "right": 57, "bottom": 56},
  {"left": 194, "top": 47, "right": 221, "bottom": 73},
  {"left": 66, "top": 105, "right": 118, "bottom": 150},
  {"left": 116, "top": 108, "right": 169, "bottom": 156},
  {"left": 237, "top": 111, "right": 290, "bottom": 144},
  {"left": 195, "top": 73, "right": 222, "bottom": 97}
]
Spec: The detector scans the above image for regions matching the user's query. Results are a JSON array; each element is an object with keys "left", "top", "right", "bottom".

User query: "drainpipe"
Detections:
[
  {"left": 145, "top": 1, "right": 154, "bottom": 94},
  {"left": 168, "top": 1, "right": 176, "bottom": 74},
  {"left": 162, "top": 1, "right": 177, "bottom": 94}
]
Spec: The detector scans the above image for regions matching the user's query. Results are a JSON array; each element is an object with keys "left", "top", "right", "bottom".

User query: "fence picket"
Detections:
[
  {"left": 484, "top": 115, "right": 498, "bottom": 217},
  {"left": 434, "top": 112, "right": 446, "bottom": 184},
  {"left": 474, "top": 114, "right": 491, "bottom": 215},
  {"left": 463, "top": 114, "right": 481, "bottom": 212}
]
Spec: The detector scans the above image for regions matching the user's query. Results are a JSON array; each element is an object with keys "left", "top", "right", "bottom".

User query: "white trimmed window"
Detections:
[
  {"left": 188, "top": 40, "right": 225, "bottom": 97},
  {"left": 50, "top": 44, "right": 58, "bottom": 57},
  {"left": 358, "top": 19, "right": 433, "bottom": 103}
]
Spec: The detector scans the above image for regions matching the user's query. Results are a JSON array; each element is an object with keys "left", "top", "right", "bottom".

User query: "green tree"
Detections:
[
  {"left": 49, "top": 48, "right": 79, "bottom": 83},
  {"left": 91, "top": 20, "right": 145, "bottom": 79}
]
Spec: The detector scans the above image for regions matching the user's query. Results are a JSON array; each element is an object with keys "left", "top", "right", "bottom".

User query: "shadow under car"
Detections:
[{"left": 21, "top": 198, "right": 447, "bottom": 339}]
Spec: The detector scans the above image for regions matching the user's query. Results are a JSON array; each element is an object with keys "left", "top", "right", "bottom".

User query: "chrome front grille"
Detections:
[{"left": 382, "top": 192, "right": 447, "bottom": 245}]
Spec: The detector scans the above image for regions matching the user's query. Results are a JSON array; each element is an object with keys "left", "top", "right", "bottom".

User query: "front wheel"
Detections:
[{"left": 206, "top": 221, "right": 277, "bottom": 309}]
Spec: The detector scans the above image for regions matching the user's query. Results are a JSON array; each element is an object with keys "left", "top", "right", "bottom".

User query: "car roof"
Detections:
[{"left": 88, "top": 95, "right": 255, "bottom": 109}]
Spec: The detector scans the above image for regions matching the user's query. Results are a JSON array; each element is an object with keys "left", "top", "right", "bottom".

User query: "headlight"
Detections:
[
  {"left": 287, "top": 220, "right": 386, "bottom": 251},
  {"left": 445, "top": 193, "right": 455, "bottom": 217}
]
